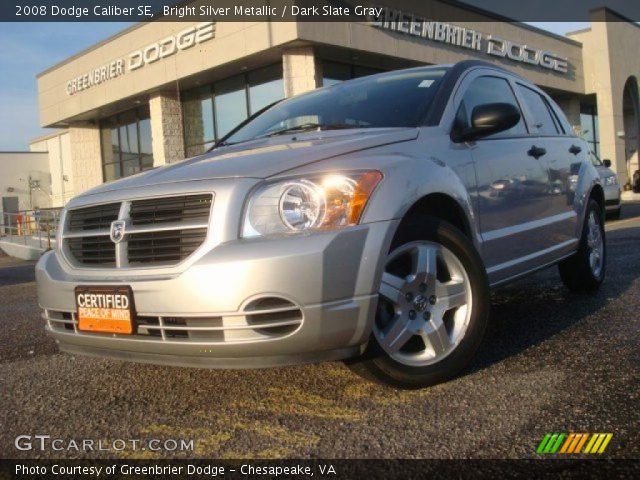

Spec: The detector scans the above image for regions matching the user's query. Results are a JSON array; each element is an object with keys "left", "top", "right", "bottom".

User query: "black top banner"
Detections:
[{"left": 4, "top": 0, "right": 640, "bottom": 22}]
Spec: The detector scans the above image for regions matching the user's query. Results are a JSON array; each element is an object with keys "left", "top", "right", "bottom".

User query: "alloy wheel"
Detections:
[
  {"left": 374, "top": 241, "right": 472, "bottom": 367},
  {"left": 587, "top": 210, "right": 604, "bottom": 277}
]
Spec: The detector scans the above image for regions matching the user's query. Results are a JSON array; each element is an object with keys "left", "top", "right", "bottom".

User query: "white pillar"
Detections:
[
  {"left": 282, "top": 46, "right": 322, "bottom": 98},
  {"left": 149, "top": 89, "right": 185, "bottom": 166},
  {"left": 69, "top": 122, "right": 102, "bottom": 195},
  {"left": 596, "top": 90, "right": 628, "bottom": 184}
]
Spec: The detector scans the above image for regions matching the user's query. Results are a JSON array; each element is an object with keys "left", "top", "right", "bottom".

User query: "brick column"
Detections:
[
  {"left": 149, "top": 90, "right": 185, "bottom": 166},
  {"left": 69, "top": 122, "right": 103, "bottom": 195},
  {"left": 283, "top": 46, "right": 322, "bottom": 98}
]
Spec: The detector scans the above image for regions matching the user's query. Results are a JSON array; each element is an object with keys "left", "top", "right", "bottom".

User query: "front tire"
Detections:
[
  {"left": 559, "top": 199, "right": 606, "bottom": 292},
  {"left": 347, "top": 218, "right": 490, "bottom": 389}
]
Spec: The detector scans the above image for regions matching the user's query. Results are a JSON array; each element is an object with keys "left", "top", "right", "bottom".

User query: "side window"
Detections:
[
  {"left": 547, "top": 101, "right": 570, "bottom": 134},
  {"left": 458, "top": 76, "right": 527, "bottom": 137},
  {"left": 516, "top": 85, "right": 560, "bottom": 136}
]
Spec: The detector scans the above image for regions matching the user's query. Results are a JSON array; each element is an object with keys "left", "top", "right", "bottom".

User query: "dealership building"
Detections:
[{"left": 35, "top": 2, "right": 640, "bottom": 200}]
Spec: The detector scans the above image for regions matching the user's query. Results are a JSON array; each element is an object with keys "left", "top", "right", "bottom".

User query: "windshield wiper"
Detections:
[
  {"left": 212, "top": 123, "right": 367, "bottom": 150},
  {"left": 260, "top": 122, "right": 361, "bottom": 139}
]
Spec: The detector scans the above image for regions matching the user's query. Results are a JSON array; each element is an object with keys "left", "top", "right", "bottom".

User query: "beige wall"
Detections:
[
  {"left": 36, "top": 19, "right": 300, "bottom": 197},
  {"left": 37, "top": 21, "right": 298, "bottom": 128},
  {"left": 297, "top": 20, "right": 584, "bottom": 94},
  {"left": 29, "top": 130, "right": 74, "bottom": 207},
  {"left": 34, "top": 4, "right": 640, "bottom": 195},
  {"left": 38, "top": 12, "right": 585, "bottom": 129},
  {"left": 568, "top": 11, "right": 640, "bottom": 185}
]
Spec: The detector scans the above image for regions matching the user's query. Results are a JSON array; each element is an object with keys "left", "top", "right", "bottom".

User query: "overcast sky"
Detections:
[{"left": 0, "top": 22, "right": 588, "bottom": 151}]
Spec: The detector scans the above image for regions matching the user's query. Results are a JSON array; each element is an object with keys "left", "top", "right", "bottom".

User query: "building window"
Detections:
[
  {"left": 182, "top": 64, "right": 284, "bottom": 157},
  {"left": 580, "top": 105, "right": 600, "bottom": 156},
  {"left": 100, "top": 106, "right": 153, "bottom": 182},
  {"left": 322, "top": 61, "right": 384, "bottom": 86}
]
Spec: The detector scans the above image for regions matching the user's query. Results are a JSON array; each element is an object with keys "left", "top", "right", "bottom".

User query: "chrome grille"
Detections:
[
  {"left": 130, "top": 194, "right": 212, "bottom": 225},
  {"left": 63, "top": 194, "right": 212, "bottom": 268},
  {"left": 67, "top": 203, "right": 120, "bottom": 232},
  {"left": 66, "top": 237, "right": 116, "bottom": 266},
  {"left": 128, "top": 228, "right": 208, "bottom": 264}
]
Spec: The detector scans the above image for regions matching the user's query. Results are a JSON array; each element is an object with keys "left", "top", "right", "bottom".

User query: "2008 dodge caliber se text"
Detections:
[{"left": 36, "top": 61, "right": 606, "bottom": 388}]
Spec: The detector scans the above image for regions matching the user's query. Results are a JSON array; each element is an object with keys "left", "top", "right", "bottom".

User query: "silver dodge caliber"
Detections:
[{"left": 36, "top": 61, "right": 606, "bottom": 388}]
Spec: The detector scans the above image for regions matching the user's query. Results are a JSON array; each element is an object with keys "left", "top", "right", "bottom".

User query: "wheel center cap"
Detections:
[{"left": 413, "top": 294, "right": 429, "bottom": 312}]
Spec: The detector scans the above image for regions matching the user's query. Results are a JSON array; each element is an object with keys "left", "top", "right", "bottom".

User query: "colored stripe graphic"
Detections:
[
  {"left": 584, "top": 433, "right": 599, "bottom": 453},
  {"left": 573, "top": 433, "right": 589, "bottom": 453},
  {"left": 559, "top": 434, "right": 576, "bottom": 453},
  {"left": 596, "top": 434, "right": 613, "bottom": 453},
  {"left": 537, "top": 434, "right": 552, "bottom": 454},
  {"left": 537, "top": 433, "right": 566, "bottom": 453},
  {"left": 560, "top": 433, "right": 587, "bottom": 453},
  {"left": 584, "top": 433, "right": 614, "bottom": 454},
  {"left": 548, "top": 433, "right": 565, "bottom": 453},
  {"left": 538, "top": 433, "right": 613, "bottom": 454}
]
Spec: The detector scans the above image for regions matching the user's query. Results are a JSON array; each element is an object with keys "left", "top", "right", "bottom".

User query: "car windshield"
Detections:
[{"left": 222, "top": 67, "right": 449, "bottom": 145}]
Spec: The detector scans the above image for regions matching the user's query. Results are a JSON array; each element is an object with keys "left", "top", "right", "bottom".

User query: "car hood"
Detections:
[
  {"left": 596, "top": 165, "right": 617, "bottom": 179},
  {"left": 82, "top": 127, "right": 418, "bottom": 196}
]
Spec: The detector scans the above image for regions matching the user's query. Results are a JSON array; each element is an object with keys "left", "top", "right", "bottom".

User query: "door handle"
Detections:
[
  {"left": 569, "top": 144, "right": 582, "bottom": 155},
  {"left": 527, "top": 145, "right": 547, "bottom": 159}
]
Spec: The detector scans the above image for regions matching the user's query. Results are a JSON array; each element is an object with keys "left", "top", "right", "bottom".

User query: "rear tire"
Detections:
[
  {"left": 347, "top": 217, "right": 490, "bottom": 389},
  {"left": 559, "top": 199, "right": 606, "bottom": 292}
]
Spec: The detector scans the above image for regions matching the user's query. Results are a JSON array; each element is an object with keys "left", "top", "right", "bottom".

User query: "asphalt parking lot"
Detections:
[{"left": 1, "top": 204, "right": 638, "bottom": 460}]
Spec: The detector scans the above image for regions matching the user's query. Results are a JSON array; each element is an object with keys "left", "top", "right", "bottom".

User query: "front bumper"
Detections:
[
  {"left": 603, "top": 183, "right": 621, "bottom": 211},
  {"left": 36, "top": 220, "right": 398, "bottom": 368}
]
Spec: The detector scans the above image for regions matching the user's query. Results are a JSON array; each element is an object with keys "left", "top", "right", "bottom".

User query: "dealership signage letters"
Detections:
[
  {"left": 370, "top": 7, "right": 569, "bottom": 74},
  {"left": 65, "top": 22, "right": 215, "bottom": 95},
  {"left": 64, "top": 10, "right": 569, "bottom": 96}
]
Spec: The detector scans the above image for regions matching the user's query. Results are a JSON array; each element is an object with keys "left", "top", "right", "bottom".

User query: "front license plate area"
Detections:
[{"left": 75, "top": 286, "right": 135, "bottom": 334}]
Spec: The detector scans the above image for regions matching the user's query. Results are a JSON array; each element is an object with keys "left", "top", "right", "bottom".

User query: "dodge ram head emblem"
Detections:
[{"left": 110, "top": 220, "right": 126, "bottom": 244}]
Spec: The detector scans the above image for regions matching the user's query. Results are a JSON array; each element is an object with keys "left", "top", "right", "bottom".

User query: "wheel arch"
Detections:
[
  {"left": 397, "top": 193, "right": 474, "bottom": 242},
  {"left": 589, "top": 184, "right": 605, "bottom": 218}
]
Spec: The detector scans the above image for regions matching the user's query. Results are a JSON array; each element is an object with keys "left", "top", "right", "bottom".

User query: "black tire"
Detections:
[
  {"left": 347, "top": 217, "right": 490, "bottom": 389},
  {"left": 606, "top": 207, "right": 621, "bottom": 221},
  {"left": 558, "top": 199, "right": 606, "bottom": 292}
]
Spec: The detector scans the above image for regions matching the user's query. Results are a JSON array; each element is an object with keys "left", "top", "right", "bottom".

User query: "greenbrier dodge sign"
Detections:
[
  {"left": 65, "top": 22, "right": 215, "bottom": 95},
  {"left": 370, "top": 6, "right": 569, "bottom": 74}
]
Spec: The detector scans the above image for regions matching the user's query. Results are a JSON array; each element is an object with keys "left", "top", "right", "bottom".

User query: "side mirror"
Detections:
[
  {"left": 456, "top": 103, "right": 521, "bottom": 142},
  {"left": 603, "top": 159, "right": 612, "bottom": 168}
]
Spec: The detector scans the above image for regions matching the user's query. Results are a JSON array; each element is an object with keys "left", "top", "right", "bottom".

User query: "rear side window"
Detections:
[
  {"left": 547, "top": 101, "right": 572, "bottom": 134},
  {"left": 516, "top": 85, "right": 561, "bottom": 135},
  {"left": 458, "top": 76, "right": 527, "bottom": 137}
]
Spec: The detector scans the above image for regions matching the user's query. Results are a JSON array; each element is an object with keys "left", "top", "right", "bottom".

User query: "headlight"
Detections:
[
  {"left": 242, "top": 171, "right": 382, "bottom": 238},
  {"left": 604, "top": 175, "right": 618, "bottom": 186}
]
